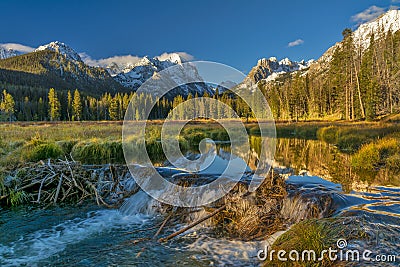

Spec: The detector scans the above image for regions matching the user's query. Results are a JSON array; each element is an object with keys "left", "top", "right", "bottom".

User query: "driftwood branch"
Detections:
[
  {"left": 153, "top": 214, "right": 172, "bottom": 239},
  {"left": 53, "top": 174, "right": 64, "bottom": 204},
  {"left": 158, "top": 204, "right": 227, "bottom": 242}
]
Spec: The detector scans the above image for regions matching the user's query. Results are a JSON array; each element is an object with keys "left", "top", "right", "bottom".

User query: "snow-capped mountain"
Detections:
[
  {"left": 0, "top": 46, "right": 18, "bottom": 59},
  {"left": 35, "top": 41, "right": 82, "bottom": 62},
  {"left": 114, "top": 54, "right": 213, "bottom": 97},
  {"left": 84, "top": 53, "right": 188, "bottom": 77},
  {"left": 0, "top": 43, "right": 34, "bottom": 59},
  {"left": 353, "top": 9, "right": 400, "bottom": 50},
  {"left": 155, "top": 53, "right": 183, "bottom": 64},
  {"left": 0, "top": 41, "right": 127, "bottom": 95},
  {"left": 317, "top": 9, "right": 400, "bottom": 68},
  {"left": 216, "top": 80, "right": 239, "bottom": 93},
  {"left": 106, "top": 53, "right": 185, "bottom": 77},
  {"left": 80, "top": 55, "right": 140, "bottom": 77},
  {"left": 0, "top": 40, "right": 211, "bottom": 98},
  {"left": 243, "top": 57, "right": 313, "bottom": 86},
  {"left": 105, "top": 62, "right": 126, "bottom": 76}
]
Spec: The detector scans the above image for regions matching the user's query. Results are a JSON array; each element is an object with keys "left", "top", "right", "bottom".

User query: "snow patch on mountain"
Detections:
[
  {"left": 156, "top": 52, "right": 194, "bottom": 64},
  {"left": 114, "top": 54, "right": 212, "bottom": 97},
  {"left": 243, "top": 57, "right": 313, "bottom": 85},
  {"left": 35, "top": 41, "right": 82, "bottom": 62},
  {"left": 0, "top": 47, "right": 18, "bottom": 59},
  {"left": 80, "top": 53, "right": 141, "bottom": 76},
  {"left": 353, "top": 9, "right": 400, "bottom": 50},
  {"left": 315, "top": 9, "right": 400, "bottom": 70},
  {"left": 0, "top": 43, "right": 34, "bottom": 59},
  {"left": 115, "top": 53, "right": 187, "bottom": 88}
]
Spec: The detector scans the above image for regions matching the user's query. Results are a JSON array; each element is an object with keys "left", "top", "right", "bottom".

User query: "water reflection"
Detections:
[
  {"left": 273, "top": 138, "right": 355, "bottom": 192},
  {"left": 241, "top": 136, "right": 397, "bottom": 193},
  {"left": 217, "top": 137, "right": 356, "bottom": 192}
]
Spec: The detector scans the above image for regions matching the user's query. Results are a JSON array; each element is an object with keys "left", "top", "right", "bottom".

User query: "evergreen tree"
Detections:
[
  {"left": 48, "top": 88, "right": 61, "bottom": 121},
  {"left": 67, "top": 90, "right": 72, "bottom": 121},
  {"left": 72, "top": 89, "right": 82, "bottom": 121},
  {"left": 0, "top": 89, "right": 15, "bottom": 121},
  {"left": 109, "top": 96, "right": 119, "bottom": 120},
  {"left": 360, "top": 34, "right": 379, "bottom": 120}
]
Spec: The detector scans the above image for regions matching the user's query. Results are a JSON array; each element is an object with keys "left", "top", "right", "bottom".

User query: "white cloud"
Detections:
[
  {"left": 81, "top": 51, "right": 195, "bottom": 69},
  {"left": 80, "top": 53, "right": 142, "bottom": 68},
  {"left": 288, "top": 39, "right": 304, "bottom": 47},
  {"left": 351, "top": 6, "right": 386, "bottom": 24},
  {"left": 0, "top": 43, "right": 34, "bottom": 53},
  {"left": 157, "top": 52, "right": 195, "bottom": 62}
]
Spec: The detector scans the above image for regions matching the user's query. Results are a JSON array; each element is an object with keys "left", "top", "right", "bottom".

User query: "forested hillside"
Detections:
[
  {"left": 260, "top": 27, "right": 400, "bottom": 121},
  {"left": 0, "top": 50, "right": 127, "bottom": 96}
]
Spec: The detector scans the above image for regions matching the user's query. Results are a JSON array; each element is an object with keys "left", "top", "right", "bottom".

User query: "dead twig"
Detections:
[
  {"left": 158, "top": 204, "right": 227, "bottom": 243},
  {"left": 53, "top": 173, "right": 64, "bottom": 204},
  {"left": 153, "top": 214, "right": 172, "bottom": 239}
]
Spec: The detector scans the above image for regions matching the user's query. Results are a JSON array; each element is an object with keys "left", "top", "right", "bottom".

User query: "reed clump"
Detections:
[
  {"left": 317, "top": 124, "right": 400, "bottom": 152},
  {"left": 265, "top": 217, "right": 369, "bottom": 267},
  {"left": 71, "top": 140, "right": 124, "bottom": 164},
  {"left": 351, "top": 137, "right": 400, "bottom": 185}
]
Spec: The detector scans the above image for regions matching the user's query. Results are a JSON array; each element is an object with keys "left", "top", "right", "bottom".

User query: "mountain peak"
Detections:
[
  {"left": 134, "top": 56, "right": 152, "bottom": 67},
  {"left": 156, "top": 53, "right": 183, "bottom": 64},
  {"left": 316, "top": 9, "right": 400, "bottom": 67},
  {"left": 0, "top": 46, "right": 18, "bottom": 59},
  {"left": 35, "top": 41, "right": 82, "bottom": 62},
  {"left": 353, "top": 9, "right": 400, "bottom": 50},
  {"left": 248, "top": 57, "right": 311, "bottom": 85}
]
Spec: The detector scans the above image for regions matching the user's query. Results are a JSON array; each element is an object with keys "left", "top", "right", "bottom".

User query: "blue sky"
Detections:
[{"left": 0, "top": 0, "right": 398, "bottom": 72}]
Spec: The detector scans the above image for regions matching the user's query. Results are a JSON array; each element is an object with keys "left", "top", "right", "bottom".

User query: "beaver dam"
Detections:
[{"left": 0, "top": 138, "right": 399, "bottom": 266}]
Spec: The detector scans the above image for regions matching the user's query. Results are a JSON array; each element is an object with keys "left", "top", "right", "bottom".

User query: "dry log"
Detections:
[
  {"left": 158, "top": 204, "right": 227, "bottom": 242},
  {"left": 153, "top": 214, "right": 172, "bottom": 239},
  {"left": 53, "top": 173, "right": 64, "bottom": 204}
]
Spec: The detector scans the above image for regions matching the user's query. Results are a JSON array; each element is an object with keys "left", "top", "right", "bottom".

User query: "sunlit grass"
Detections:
[
  {"left": 317, "top": 123, "right": 400, "bottom": 152},
  {"left": 352, "top": 137, "right": 400, "bottom": 185},
  {"left": 266, "top": 218, "right": 368, "bottom": 267}
]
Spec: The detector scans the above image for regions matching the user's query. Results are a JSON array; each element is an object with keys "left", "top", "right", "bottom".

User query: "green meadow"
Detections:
[{"left": 1, "top": 120, "right": 399, "bottom": 184}]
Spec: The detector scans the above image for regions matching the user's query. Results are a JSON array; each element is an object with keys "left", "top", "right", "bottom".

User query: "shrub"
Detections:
[
  {"left": 25, "top": 143, "right": 64, "bottom": 162},
  {"left": 351, "top": 138, "right": 400, "bottom": 183},
  {"left": 56, "top": 140, "right": 79, "bottom": 155},
  {"left": 7, "top": 189, "right": 28, "bottom": 207},
  {"left": 268, "top": 218, "right": 368, "bottom": 267},
  {"left": 352, "top": 144, "right": 380, "bottom": 172},
  {"left": 386, "top": 154, "right": 400, "bottom": 173},
  {"left": 71, "top": 140, "right": 124, "bottom": 164}
]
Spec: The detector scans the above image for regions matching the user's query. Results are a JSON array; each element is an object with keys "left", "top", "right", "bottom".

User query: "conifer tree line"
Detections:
[
  {"left": 0, "top": 87, "right": 168, "bottom": 121},
  {"left": 0, "top": 86, "right": 261, "bottom": 121},
  {"left": 260, "top": 28, "right": 400, "bottom": 121}
]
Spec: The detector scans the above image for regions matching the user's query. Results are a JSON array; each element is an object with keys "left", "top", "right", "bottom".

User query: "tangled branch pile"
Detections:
[
  {"left": 211, "top": 174, "right": 288, "bottom": 240},
  {"left": 0, "top": 159, "right": 138, "bottom": 207},
  {"left": 147, "top": 173, "right": 289, "bottom": 242}
]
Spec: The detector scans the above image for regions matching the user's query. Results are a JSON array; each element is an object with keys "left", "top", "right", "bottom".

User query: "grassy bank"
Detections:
[
  {"left": 265, "top": 218, "right": 369, "bottom": 267},
  {"left": 1, "top": 120, "right": 399, "bottom": 165}
]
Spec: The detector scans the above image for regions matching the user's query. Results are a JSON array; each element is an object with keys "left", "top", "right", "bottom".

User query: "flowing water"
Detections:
[{"left": 0, "top": 138, "right": 399, "bottom": 266}]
